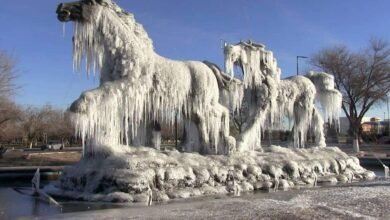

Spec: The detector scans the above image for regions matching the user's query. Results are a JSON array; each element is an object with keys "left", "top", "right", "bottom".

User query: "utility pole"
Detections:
[
  {"left": 296, "top": 56, "right": 308, "bottom": 76},
  {"left": 175, "top": 112, "right": 178, "bottom": 149},
  {"left": 387, "top": 96, "right": 390, "bottom": 137}
]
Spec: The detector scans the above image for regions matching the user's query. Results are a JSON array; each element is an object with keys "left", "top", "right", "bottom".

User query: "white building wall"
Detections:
[{"left": 339, "top": 116, "right": 371, "bottom": 135}]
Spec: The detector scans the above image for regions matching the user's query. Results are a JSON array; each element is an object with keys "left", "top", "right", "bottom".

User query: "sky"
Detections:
[{"left": 1, "top": 0, "right": 390, "bottom": 118}]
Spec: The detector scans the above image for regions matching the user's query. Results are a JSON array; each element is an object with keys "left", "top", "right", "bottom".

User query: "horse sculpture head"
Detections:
[
  {"left": 224, "top": 41, "right": 282, "bottom": 89},
  {"left": 57, "top": 0, "right": 113, "bottom": 22},
  {"left": 224, "top": 42, "right": 247, "bottom": 79},
  {"left": 57, "top": 0, "right": 153, "bottom": 77}
]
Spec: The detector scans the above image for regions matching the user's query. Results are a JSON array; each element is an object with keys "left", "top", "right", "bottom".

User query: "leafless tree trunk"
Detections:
[
  {"left": 311, "top": 39, "right": 390, "bottom": 152},
  {"left": 0, "top": 51, "right": 17, "bottom": 97},
  {"left": 0, "top": 50, "right": 20, "bottom": 142}
]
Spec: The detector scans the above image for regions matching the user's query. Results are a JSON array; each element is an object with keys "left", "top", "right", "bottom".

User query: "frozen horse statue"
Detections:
[
  {"left": 56, "top": 0, "right": 235, "bottom": 155},
  {"left": 223, "top": 41, "right": 342, "bottom": 150}
]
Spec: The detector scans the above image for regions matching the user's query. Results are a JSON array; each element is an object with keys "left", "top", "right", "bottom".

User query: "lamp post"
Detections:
[
  {"left": 387, "top": 96, "right": 390, "bottom": 136},
  {"left": 296, "top": 56, "right": 308, "bottom": 76}
]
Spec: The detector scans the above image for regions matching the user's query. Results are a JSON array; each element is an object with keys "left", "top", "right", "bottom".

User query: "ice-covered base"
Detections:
[{"left": 45, "top": 146, "right": 375, "bottom": 203}]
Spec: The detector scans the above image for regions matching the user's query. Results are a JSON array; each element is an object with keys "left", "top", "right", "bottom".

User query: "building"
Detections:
[
  {"left": 339, "top": 116, "right": 371, "bottom": 135},
  {"left": 361, "top": 117, "right": 386, "bottom": 135}
]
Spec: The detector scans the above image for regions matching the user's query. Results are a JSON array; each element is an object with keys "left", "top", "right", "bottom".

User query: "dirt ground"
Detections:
[{"left": 0, "top": 150, "right": 81, "bottom": 167}]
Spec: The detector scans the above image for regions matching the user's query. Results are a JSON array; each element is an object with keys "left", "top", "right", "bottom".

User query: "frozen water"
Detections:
[{"left": 51, "top": 180, "right": 388, "bottom": 220}]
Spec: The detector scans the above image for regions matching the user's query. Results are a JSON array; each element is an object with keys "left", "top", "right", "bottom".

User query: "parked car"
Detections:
[
  {"left": 378, "top": 136, "right": 390, "bottom": 144},
  {"left": 41, "top": 142, "right": 64, "bottom": 151}
]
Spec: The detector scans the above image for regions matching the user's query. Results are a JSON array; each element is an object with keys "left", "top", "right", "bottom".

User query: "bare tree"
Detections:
[
  {"left": 311, "top": 39, "right": 390, "bottom": 152},
  {"left": 21, "top": 105, "right": 75, "bottom": 148},
  {"left": 0, "top": 51, "right": 20, "bottom": 147},
  {"left": 0, "top": 51, "right": 17, "bottom": 97},
  {"left": 0, "top": 97, "right": 21, "bottom": 127},
  {"left": 0, "top": 97, "right": 22, "bottom": 147}
]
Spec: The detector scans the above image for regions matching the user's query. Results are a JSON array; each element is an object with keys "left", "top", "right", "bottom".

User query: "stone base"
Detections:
[{"left": 44, "top": 145, "right": 375, "bottom": 203}]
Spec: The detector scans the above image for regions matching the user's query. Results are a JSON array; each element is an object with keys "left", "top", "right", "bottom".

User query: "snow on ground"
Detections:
[{"left": 42, "top": 179, "right": 390, "bottom": 219}]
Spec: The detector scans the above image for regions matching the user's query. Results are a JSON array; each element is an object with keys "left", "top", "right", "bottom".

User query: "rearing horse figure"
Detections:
[
  {"left": 56, "top": 0, "right": 236, "bottom": 155},
  {"left": 224, "top": 41, "right": 341, "bottom": 150}
]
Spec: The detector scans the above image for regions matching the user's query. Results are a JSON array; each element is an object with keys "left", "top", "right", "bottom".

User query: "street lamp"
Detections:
[
  {"left": 387, "top": 96, "right": 390, "bottom": 136},
  {"left": 296, "top": 56, "right": 308, "bottom": 76}
]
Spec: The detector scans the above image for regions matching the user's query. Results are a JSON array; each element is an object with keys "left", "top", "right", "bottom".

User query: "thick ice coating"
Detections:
[
  {"left": 65, "top": 1, "right": 235, "bottom": 155},
  {"left": 223, "top": 41, "right": 341, "bottom": 149}
]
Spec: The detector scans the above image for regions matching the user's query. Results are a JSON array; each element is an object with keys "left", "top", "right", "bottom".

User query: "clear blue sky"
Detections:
[{"left": 1, "top": 0, "right": 390, "bottom": 117}]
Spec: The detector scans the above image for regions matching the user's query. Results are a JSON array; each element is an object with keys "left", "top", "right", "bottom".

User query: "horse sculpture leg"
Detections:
[
  {"left": 236, "top": 76, "right": 277, "bottom": 152},
  {"left": 311, "top": 107, "right": 326, "bottom": 147},
  {"left": 215, "top": 103, "right": 236, "bottom": 155}
]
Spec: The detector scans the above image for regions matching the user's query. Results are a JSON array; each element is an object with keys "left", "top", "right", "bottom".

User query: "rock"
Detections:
[
  {"left": 233, "top": 169, "right": 245, "bottom": 181},
  {"left": 183, "top": 167, "right": 196, "bottom": 184},
  {"left": 155, "top": 168, "right": 165, "bottom": 181},
  {"left": 189, "top": 188, "right": 202, "bottom": 197},
  {"left": 329, "top": 159, "right": 340, "bottom": 174},
  {"left": 336, "top": 174, "right": 349, "bottom": 183},
  {"left": 133, "top": 193, "right": 149, "bottom": 203},
  {"left": 247, "top": 165, "right": 262, "bottom": 177},
  {"left": 165, "top": 167, "right": 186, "bottom": 183},
  {"left": 167, "top": 189, "right": 191, "bottom": 199},
  {"left": 234, "top": 163, "right": 248, "bottom": 171},
  {"left": 200, "top": 185, "right": 219, "bottom": 195},
  {"left": 208, "top": 166, "right": 219, "bottom": 178},
  {"left": 261, "top": 181, "right": 273, "bottom": 190},
  {"left": 247, "top": 174, "right": 257, "bottom": 183},
  {"left": 253, "top": 181, "right": 264, "bottom": 190},
  {"left": 215, "top": 168, "right": 228, "bottom": 183},
  {"left": 240, "top": 181, "right": 254, "bottom": 191},
  {"left": 355, "top": 174, "right": 363, "bottom": 179},
  {"left": 302, "top": 177, "right": 315, "bottom": 185},
  {"left": 207, "top": 177, "right": 216, "bottom": 186},
  {"left": 214, "top": 186, "right": 228, "bottom": 194},
  {"left": 279, "top": 179, "right": 289, "bottom": 190},
  {"left": 337, "top": 159, "right": 347, "bottom": 172},
  {"left": 105, "top": 192, "right": 133, "bottom": 203},
  {"left": 193, "top": 167, "right": 210, "bottom": 185},
  {"left": 283, "top": 161, "right": 299, "bottom": 179},
  {"left": 318, "top": 176, "right": 338, "bottom": 184},
  {"left": 258, "top": 174, "right": 271, "bottom": 182},
  {"left": 153, "top": 191, "right": 170, "bottom": 202},
  {"left": 362, "top": 171, "right": 376, "bottom": 180}
]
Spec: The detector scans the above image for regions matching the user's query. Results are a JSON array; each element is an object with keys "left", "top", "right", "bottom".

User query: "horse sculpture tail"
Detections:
[
  {"left": 203, "top": 60, "right": 228, "bottom": 89},
  {"left": 203, "top": 61, "right": 244, "bottom": 113}
]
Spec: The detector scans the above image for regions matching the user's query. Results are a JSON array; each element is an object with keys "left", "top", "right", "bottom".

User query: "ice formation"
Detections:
[
  {"left": 60, "top": 0, "right": 235, "bottom": 155},
  {"left": 306, "top": 71, "right": 342, "bottom": 125},
  {"left": 46, "top": 146, "right": 375, "bottom": 203},
  {"left": 52, "top": 0, "right": 373, "bottom": 204},
  {"left": 223, "top": 41, "right": 342, "bottom": 149}
]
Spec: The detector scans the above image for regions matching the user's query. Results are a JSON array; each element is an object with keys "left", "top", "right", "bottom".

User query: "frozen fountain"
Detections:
[{"left": 47, "top": 0, "right": 375, "bottom": 203}]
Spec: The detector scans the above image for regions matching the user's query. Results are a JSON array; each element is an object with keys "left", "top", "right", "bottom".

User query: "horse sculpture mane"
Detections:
[
  {"left": 57, "top": 0, "right": 235, "bottom": 155},
  {"left": 70, "top": 0, "right": 154, "bottom": 79}
]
